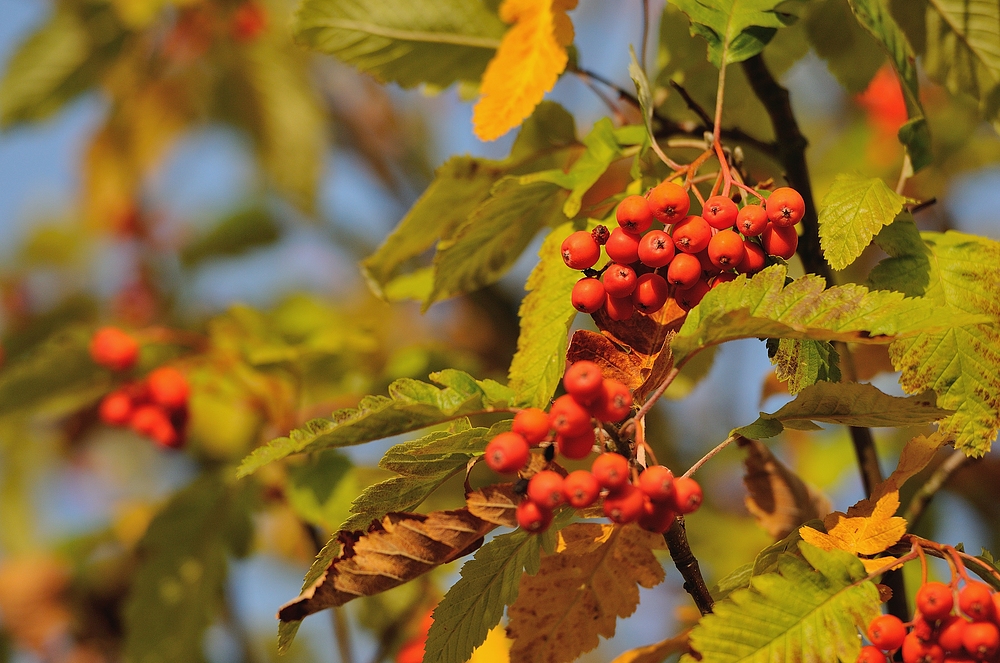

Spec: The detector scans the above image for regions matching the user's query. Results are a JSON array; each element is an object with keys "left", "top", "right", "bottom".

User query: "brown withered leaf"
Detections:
[
  {"left": 506, "top": 523, "right": 666, "bottom": 663},
  {"left": 739, "top": 437, "right": 832, "bottom": 539},
  {"left": 567, "top": 298, "right": 687, "bottom": 400},
  {"left": 465, "top": 484, "right": 519, "bottom": 528},
  {"left": 278, "top": 508, "right": 496, "bottom": 622}
]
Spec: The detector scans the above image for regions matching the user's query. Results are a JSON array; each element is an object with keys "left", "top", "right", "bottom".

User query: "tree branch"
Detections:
[
  {"left": 903, "top": 451, "right": 972, "bottom": 529},
  {"left": 665, "top": 517, "right": 715, "bottom": 615}
]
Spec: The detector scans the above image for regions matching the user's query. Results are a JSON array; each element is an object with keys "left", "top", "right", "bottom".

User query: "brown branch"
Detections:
[{"left": 665, "top": 517, "right": 715, "bottom": 614}]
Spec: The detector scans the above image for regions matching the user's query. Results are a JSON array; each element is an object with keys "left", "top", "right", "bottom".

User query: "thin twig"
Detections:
[
  {"left": 683, "top": 435, "right": 736, "bottom": 478},
  {"left": 665, "top": 517, "right": 715, "bottom": 614},
  {"left": 895, "top": 153, "right": 913, "bottom": 195},
  {"left": 669, "top": 81, "right": 713, "bottom": 127},
  {"left": 640, "top": 0, "right": 650, "bottom": 72},
  {"left": 333, "top": 607, "right": 355, "bottom": 663},
  {"left": 903, "top": 450, "right": 971, "bottom": 529},
  {"left": 626, "top": 366, "right": 681, "bottom": 435}
]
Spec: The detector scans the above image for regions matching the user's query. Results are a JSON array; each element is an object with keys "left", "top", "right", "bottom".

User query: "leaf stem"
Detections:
[
  {"left": 665, "top": 517, "right": 715, "bottom": 614},
  {"left": 683, "top": 435, "right": 736, "bottom": 478}
]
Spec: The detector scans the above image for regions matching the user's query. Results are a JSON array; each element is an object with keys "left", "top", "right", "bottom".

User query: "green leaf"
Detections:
[
  {"left": 524, "top": 118, "right": 624, "bottom": 218},
  {"left": 507, "top": 221, "right": 594, "bottom": 408},
  {"left": 869, "top": 228, "right": 1000, "bottom": 455},
  {"left": 180, "top": 207, "right": 282, "bottom": 267},
  {"left": 670, "top": 0, "right": 804, "bottom": 67},
  {"left": 670, "top": 265, "right": 985, "bottom": 366},
  {"left": 847, "top": 0, "right": 932, "bottom": 170},
  {"left": 123, "top": 475, "right": 255, "bottom": 663},
  {"left": 292, "top": 0, "right": 505, "bottom": 89},
  {"left": 973, "top": 549, "right": 1000, "bottom": 591},
  {"left": 804, "top": 0, "right": 886, "bottom": 94},
  {"left": 922, "top": 0, "right": 1000, "bottom": 128},
  {"left": 428, "top": 178, "right": 568, "bottom": 307},
  {"left": 339, "top": 420, "right": 503, "bottom": 533},
  {"left": 237, "top": 370, "right": 513, "bottom": 477},
  {"left": 818, "top": 173, "right": 908, "bottom": 270},
  {"left": 682, "top": 544, "right": 881, "bottom": 663},
  {"left": 768, "top": 338, "right": 841, "bottom": 395},
  {"left": 423, "top": 520, "right": 559, "bottom": 663},
  {"left": 733, "top": 381, "right": 951, "bottom": 439},
  {"left": 285, "top": 449, "right": 354, "bottom": 530}
]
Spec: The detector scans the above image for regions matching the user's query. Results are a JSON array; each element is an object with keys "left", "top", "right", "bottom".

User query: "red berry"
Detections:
[
  {"left": 549, "top": 395, "right": 592, "bottom": 437},
  {"left": 563, "top": 360, "right": 604, "bottom": 404},
  {"left": 232, "top": 2, "right": 268, "bottom": 42},
  {"left": 647, "top": 182, "right": 690, "bottom": 223},
  {"left": 637, "top": 229, "right": 676, "bottom": 268},
  {"left": 868, "top": 614, "right": 907, "bottom": 651},
  {"left": 671, "top": 477, "right": 702, "bottom": 514},
  {"left": 702, "top": 195, "right": 739, "bottom": 230},
  {"left": 666, "top": 252, "right": 702, "bottom": 288},
  {"left": 902, "top": 632, "right": 944, "bottom": 663},
  {"left": 150, "top": 420, "right": 180, "bottom": 448},
  {"left": 604, "top": 295, "right": 634, "bottom": 321},
  {"left": 761, "top": 223, "right": 798, "bottom": 260},
  {"left": 765, "top": 187, "right": 805, "bottom": 227},
  {"left": 737, "top": 204, "right": 768, "bottom": 236},
  {"left": 513, "top": 408, "right": 550, "bottom": 445},
  {"left": 707, "top": 229, "right": 746, "bottom": 269},
  {"left": 90, "top": 327, "right": 140, "bottom": 371},
  {"left": 572, "top": 278, "right": 606, "bottom": 313},
  {"left": 711, "top": 272, "right": 737, "bottom": 288},
  {"left": 962, "top": 622, "right": 1000, "bottom": 660},
  {"left": 527, "top": 470, "right": 565, "bottom": 509},
  {"left": 675, "top": 279, "right": 711, "bottom": 311},
  {"left": 605, "top": 228, "right": 641, "bottom": 264},
  {"left": 603, "top": 263, "right": 638, "bottom": 298},
  {"left": 917, "top": 582, "right": 955, "bottom": 621},
  {"left": 671, "top": 215, "right": 712, "bottom": 254},
  {"left": 130, "top": 404, "right": 171, "bottom": 437},
  {"left": 603, "top": 483, "right": 644, "bottom": 524},
  {"left": 556, "top": 431, "right": 595, "bottom": 460},
  {"left": 147, "top": 366, "right": 190, "bottom": 410},
  {"left": 561, "top": 231, "right": 601, "bottom": 270},
  {"left": 516, "top": 500, "right": 553, "bottom": 533},
  {"left": 632, "top": 273, "right": 669, "bottom": 314},
  {"left": 616, "top": 195, "right": 654, "bottom": 234},
  {"left": 638, "top": 465, "right": 675, "bottom": 503},
  {"left": 738, "top": 240, "right": 767, "bottom": 274},
  {"left": 99, "top": 391, "right": 133, "bottom": 426},
  {"left": 484, "top": 432, "right": 530, "bottom": 474},
  {"left": 858, "top": 645, "right": 888, "bottom": 663},
  {"left": 912, "top": 616, "right": 935, "bottom": 642},
  {"left": 592, "top": 379, "right": 632, "bottom": 422},
  {"left": 959, "top": 582, "right": 995, "bottom": 622},
  {"left": 637, "top": 497, "right": 676, "bottom": 533},
  {"left": 938, "top": 615, "right": 969, "bottom": 654},
  {"left": 591, "top": 452, "right": 629, "bottom": 490},
  {"left": 562, "top": 470, "right": 600, "bottom": 508}
]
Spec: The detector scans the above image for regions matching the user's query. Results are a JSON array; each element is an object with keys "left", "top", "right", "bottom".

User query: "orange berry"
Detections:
[
  {"left": 563, "top": 360, "right": 604, "bottom": 404},
  {"left": 675, "top": 279, "right": 711, "bottom": 311},
  {"left": 603, "top": 483, "right": 644, "bottom": 524},
  {"left": 637, "top": 497, "right": 676, "bottom": 533},
  {"left": 603, "top": 263, "right": 637, "bottom": 298},
  {"left": 516, "top": 500, "right": 553, "bottom": 533},
  {"left": 484, "top": 432, "right": 530, "bottom": 474},
  {"left": 572, "top": 278, "right": 606, "bottom": 313},
  {"left": 99, "top": 391, "right": 133, "bottom": 426},
  {"left": 616, "top": 195, "right": 654, "bottom": 234},
  {"left": 527, "top": 470, "right": 565, "bottom": 509},
  {"left": 637, "top": 229, "right": 675, "bottom": 268},
  {"left": 638, "top": 465, "right": 675, "bottom": 503},
  {"left": 761, "top": 223, "right": 798, "bottom": 260},
  {"left": 605, "top": 228, "right": 641, "bottom": 264},
  {"left": 591, "top": 452, "right": 629, "bottom": 490},
  {"left": 549, "top": 394, "right": 592, "bottom": 437},
  {"left": 513, "top": 408, "right": 551, "bottom": 446},
  {"left": 556, "top": 431, "right": 595, "bottom": 460},
  {"left": 765, "top": 187, "right": 805, "bottom": 227},
  {"left": 738, "top": 240, "right": 767, "bottom": 274},
  {"left": 707, "top": 229, "right": 746, "bottom": 269},
  {"left": 562, "top": 470, "right": 600, "bottom": 508},
  {"left": 671, "top": 215, "right": 712, "bottom": 254},
  {"left": 632, "top": 273, "right": 669, "bottom": 314},
  {"left": 561, "top": 231, "right": 601, "bottom": 270},
  {"left": 592, "top": 379, "right": 632, "bottom": 422},
  {"left": 148, "top": 367, "right": 190, "bottom": 410},
  {"left": 604, "top": 295, "right": 634, "bottom": 321},
  {"left": 702, "top": 195, "right": 739, "bottom": 229},
  {"left": 868, "top": 614, "right": 906, "bottom": 651},
  {"left": 90, "top": 327, "right": 140, "bottom": 371},
  {"left": 666, "top": 252, "right": 702, "bottom": 288},
  {"left": 646, "top": 182, "right": 690, "bottom": 223},
  {"left": 959, "top": 582, "right": 995, "bottom": 622},
  {"left": 917, "top": 582, "right": 954, "bottom": 621},
  {"left": 737, "top": 204, "right": 768, "bottom": 236},
  {"left": 671, "top": 477, "right": 703, "bottom": 514}
]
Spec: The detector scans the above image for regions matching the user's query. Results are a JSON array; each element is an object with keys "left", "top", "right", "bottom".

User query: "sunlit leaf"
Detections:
[
  {"left": 818, "top": 173, "right": 908, "bottom": 271},
  {"left": 799, "top": 491, "right": 906, "bottom": 562},
  {"left": 671, "top": 0, "right": 804, "bottom": 67},
  {"left": 768, "top": 338, "right": 841, "bottom": 395}
]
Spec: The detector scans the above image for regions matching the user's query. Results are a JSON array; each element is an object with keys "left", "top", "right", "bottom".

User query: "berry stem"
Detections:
[
  {"left": 683, "top": 435, "right": 737, "bottom": 478},
  {"left": 622, "top": 366, "right": 681, "bottom": 437}
]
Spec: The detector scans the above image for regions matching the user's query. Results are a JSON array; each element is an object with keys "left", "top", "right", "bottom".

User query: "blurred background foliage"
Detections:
[{"left": 0, "top": 0, "right": 997, "bottom": 662}]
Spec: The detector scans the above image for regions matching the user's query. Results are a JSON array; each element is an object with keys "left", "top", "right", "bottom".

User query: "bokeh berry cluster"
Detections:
[
  {"left": 90, "top": 327, "right": 190, "bottom": 449},
  {"left": 858, "top": 577, "right": 1000, "bottom": 663},
  {"left": 562, "top": 182, "right": 805, "bottom": 320},
  {"left": 482, "top": 360, "right": 701, "bottom": 534}
]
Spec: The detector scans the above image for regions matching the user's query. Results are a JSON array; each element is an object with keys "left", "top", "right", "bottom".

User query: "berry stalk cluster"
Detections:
[
  {"left": 562, "top": 182, "right": 804, "bottom": 320},
  {"left": 482, "top": 361, "right": 702, "bottom": 534}
]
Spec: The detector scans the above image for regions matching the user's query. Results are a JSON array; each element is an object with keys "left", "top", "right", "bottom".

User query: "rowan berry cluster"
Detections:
[
  {"left": 98, "top": 366, "right": 190, "bottom": 449},
  {"left": 858, "top": 578, "right": 1000, "bottom": 663},
  {"left": 562, "top": 183, "right": 804, "bottom": 320},
  {"left": 482, "top": 360, "right": 702, "bottom": 534}
]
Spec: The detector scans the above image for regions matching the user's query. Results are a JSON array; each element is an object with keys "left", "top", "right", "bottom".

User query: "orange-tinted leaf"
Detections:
[
  {"left": 739, "top": 437, "right": 832, "bottom": 539},
  {"left": 465, "top": 484, "right": 519, "bottom": 528},
  {"left": 277, "top": 509, "right": 496, "bottom": 622},
  {"left": 506, "top": 523, "right": 666, "bottom": 663},
  {"left": 871, "top": 431, "right": 948, "bottom": 502},
  {"left": 799, "top": 491, "right": 906, "bottom": 557},
  {"left": 472, "top": 0, "right": 577, "bottom": 141},
  {"left": 565, "top": 300, "right": 687, "bottom": 400},
  {"left": 610, "top": 631, "right": 691, "bottom": 663}
]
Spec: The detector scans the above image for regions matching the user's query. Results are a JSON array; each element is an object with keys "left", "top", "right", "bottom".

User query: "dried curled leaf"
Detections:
[
  {"left": 465, "top": 484, "right": 520, "bottom": 528},
  {"left": 739, "top": 437, "right": 832, "bottom": 540},
  {"left": 472, "top": 0, "right": 577, "bottom": 141},
  {"left": 506, "top": 523, "right": 666, "bottom": 663},
  {"left": 278, "top": 508, "right": 496, "bottom": 622}
]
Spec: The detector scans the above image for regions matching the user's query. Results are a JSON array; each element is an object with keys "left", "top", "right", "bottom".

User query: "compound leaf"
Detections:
[
  {"left": 671, "top": 0, "right": 804, "bottom": 67},
  {"left": 292, "top": 0, "right": 505, "bottom": 89},
  {"left": 818, "top": 173, "right": 908, "bottom": 271},
  {"left": 733, "top": 381, "right": 951, "bottom": 439},
  {"left": 682, "top": 544, "right": 881, "bottom": 663},
  {"left": 237, "top": 370, "right": 513, "bottom": 477}
]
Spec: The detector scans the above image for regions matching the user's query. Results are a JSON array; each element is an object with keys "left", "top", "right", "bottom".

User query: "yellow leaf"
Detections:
[
  {"left": 506, "top": 523, "right": 666, "bottom": 663},
  {"left": 472, "top": 0, "right": 577, "bottom": 141},
  {"left": 799, "top": 491, "right": 906, "bottom": 557},
  {"left": 610, "top": 631, "right": 691, "bottom": 663},
  {"left": 870, "top": 431, "right": 947, "bottom": 502},
  {"left": 468, "top": 625, "right": 512, "bottom": 663}
]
